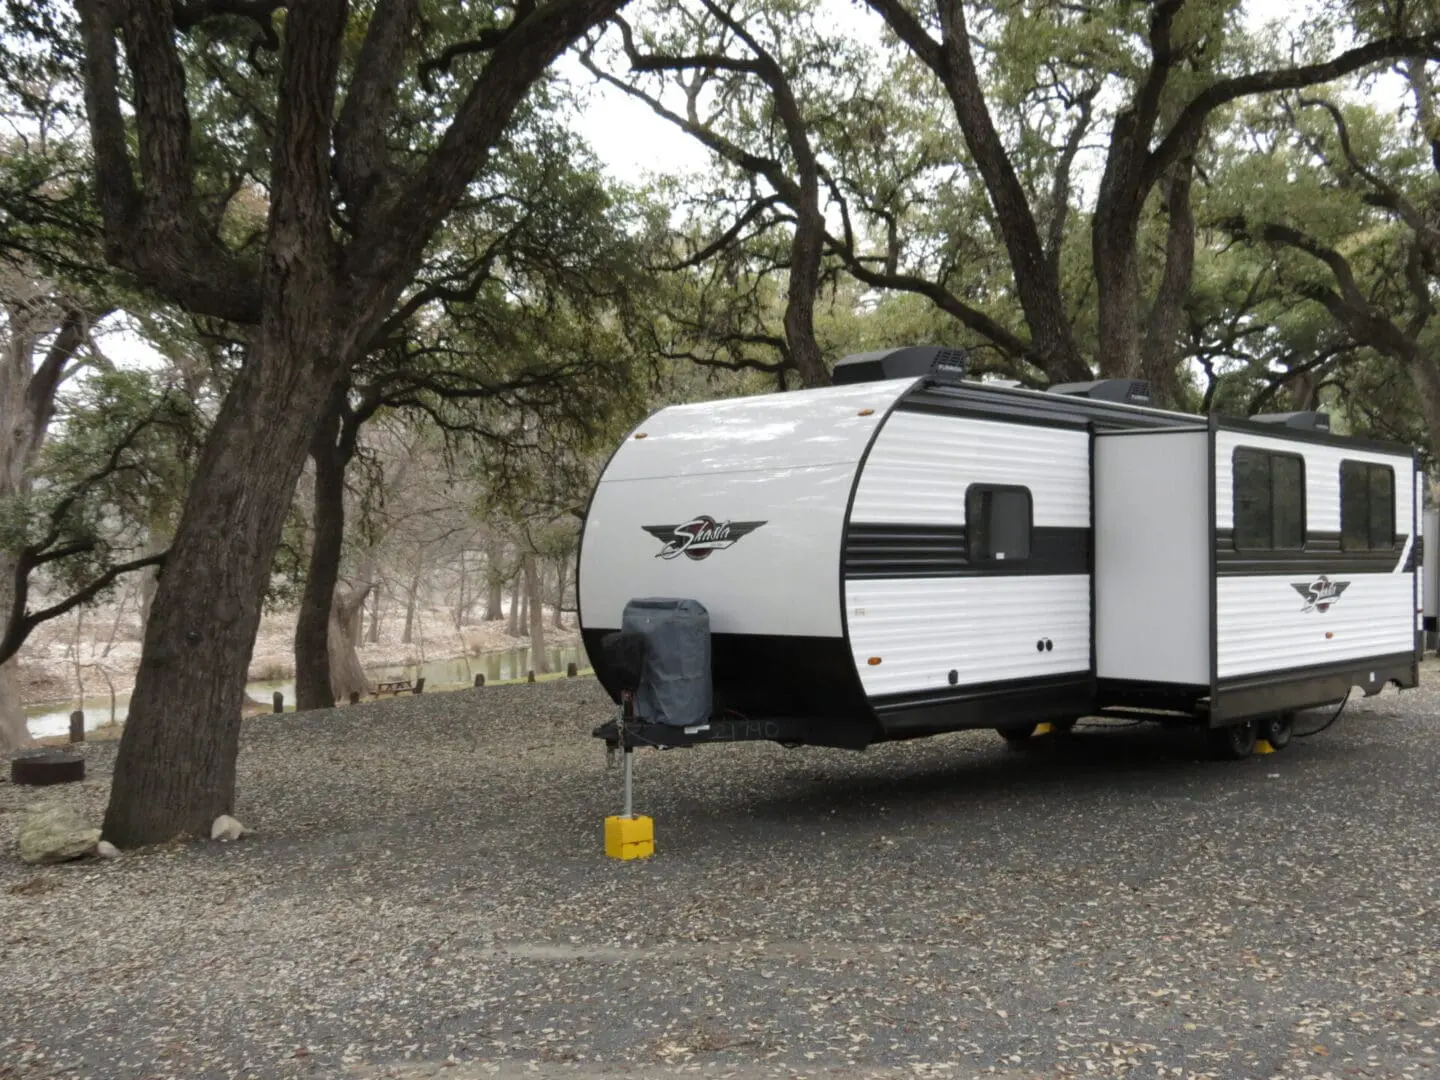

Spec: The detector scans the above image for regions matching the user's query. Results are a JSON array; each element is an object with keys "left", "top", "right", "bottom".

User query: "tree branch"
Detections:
[
  {"left": 172, "top": 0, "right": 284, "bottom": 51},
  {"left": 0, "top": 552, "right": 169, "bottom": 666},
  {"left": 349, "top": 0, "right": 631, "bottom": 299},
  {"left": 1147, "top": 33, "right": 1440, "bottom": 191},
  {"left": 335, "top": 0, "right": 420, "bottom": 217}
]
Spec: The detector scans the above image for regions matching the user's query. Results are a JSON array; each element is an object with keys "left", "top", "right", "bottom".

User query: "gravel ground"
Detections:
[{"left": 2, "top": 666, "right": 1439, "bottom": 1080}]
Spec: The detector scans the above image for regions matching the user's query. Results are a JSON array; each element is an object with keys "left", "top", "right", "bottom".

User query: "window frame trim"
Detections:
[
  {"left": 1339, "top": 459, "right": 1397, "bottom": 552},
  {"left": 1231, "top": 446, "right": 1307, "bottom": 553},
  {"left": 963, "top": 482, "right": 1034, "bottom": 565}
]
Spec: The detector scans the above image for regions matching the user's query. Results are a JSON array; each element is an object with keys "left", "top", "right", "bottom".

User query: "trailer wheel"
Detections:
[
  {"left": 1259, "top": 712, "right": 1294, "bottom": 750},
  {"left": 1208, "top": 719, "right": 1257, "bottom": 760},
  {"left": 998, "top": 723, "right": 1038, "bottom": 748}
]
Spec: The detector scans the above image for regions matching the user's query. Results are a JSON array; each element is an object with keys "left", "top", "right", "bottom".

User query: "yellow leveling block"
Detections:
[
  {"left": 1255, "top": 740, "right": 1276, "bottom": 754},
  {"left": 605, "top": 814, "right": 655, "bottom": 860}
]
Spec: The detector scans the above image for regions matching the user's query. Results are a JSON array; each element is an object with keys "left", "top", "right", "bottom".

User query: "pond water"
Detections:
[{"left": 25, "top": 643, "right": 590, "bottom": 740}]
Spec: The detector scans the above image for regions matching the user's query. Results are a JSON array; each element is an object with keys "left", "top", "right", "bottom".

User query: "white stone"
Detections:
[
  {"left": 210, "top": 815, "right": 247, "bottom": 841},
  {"left": 94, "top": 840, "right": 121, "bottom": 859},
  {"left": 18, "top": 804, "right": 102, "bottom": 865}
]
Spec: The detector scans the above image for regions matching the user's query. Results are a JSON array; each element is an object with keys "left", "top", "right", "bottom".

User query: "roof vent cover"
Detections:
[
  {"left": 832, "top": 345, "right": 966, "bottom": 385},
  {"left": 1251, "top": 410, "right": 1331, "bottom": 432},
  {"left": 1047, "top": 379, "right": 1153, "bottom": 406}
]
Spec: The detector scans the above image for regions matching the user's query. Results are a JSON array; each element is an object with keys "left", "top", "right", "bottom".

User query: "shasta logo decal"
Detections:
[
  {"left": 642, "top": 516, "right": 765, "bottom": 560},
  {"left": 1292, "top": 575, "right": 1351, "bottom": 613}
]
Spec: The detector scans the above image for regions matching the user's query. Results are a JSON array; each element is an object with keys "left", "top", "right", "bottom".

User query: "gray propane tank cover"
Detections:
[
  {"left": 10, "top": 749, "right": 86, "bottom": 786},
  {"left": 620, "top": 597, "right": 713, "bottom": 727}
]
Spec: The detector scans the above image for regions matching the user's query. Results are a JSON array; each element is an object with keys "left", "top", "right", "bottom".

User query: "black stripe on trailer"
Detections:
[
  {"left": 843, "top": 524, "right": 1090, "bottom": 578},
  {"left": 867, "top": 672, "right": 1094, "bottom": 740},
  {"left": 1214, "top": 529, "right": 1412, "bottom": 575},
  {"left": 896, "top": 380, "right": 1197, "bottom": 432},
  {"left": 1209, "top": 651, "right": 1418, "bottom": 724}
]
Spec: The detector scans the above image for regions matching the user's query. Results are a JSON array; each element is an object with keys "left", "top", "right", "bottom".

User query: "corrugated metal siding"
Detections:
[
  {"left": 846, "top": 577, "right": 1090, "bottom": 696},
  {"left": 1217, "top": 575, "right": 1414, "bottom": 678},
  {"left": 851, "top": 412, "right": 1090, "bottom": 526}
]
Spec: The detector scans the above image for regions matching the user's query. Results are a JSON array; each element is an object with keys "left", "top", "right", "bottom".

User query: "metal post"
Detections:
[{"left": 623, "top": 748, "right": 634, "bottom": 819}]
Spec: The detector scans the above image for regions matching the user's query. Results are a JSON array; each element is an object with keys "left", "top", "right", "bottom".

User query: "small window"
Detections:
[
  {"left": 966, "top": 485, "right": 1031, "bottom": 562},
  {"left": 1340, "top": 460, "right": 1395, "bottom": 551},
  {"left": 1233, "top": 447, "right": 1306, "bottom": 550}
]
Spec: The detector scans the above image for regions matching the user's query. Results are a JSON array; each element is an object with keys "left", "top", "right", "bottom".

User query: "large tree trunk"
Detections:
[
  {"left": 507, "top": 578, "right": 522, "bottom": 637},
  {"left": 1140, "top": 150, "right": 1198, "bottom": 406},
  {"left": 103, "top": 328, "right": 349, "bottom": 846},
  {"left": 525, "top": 553, "right": 550, "bottom": 674},
  {"left": 329, "top": 584, "right": 373, "bottom": 701},
  {"left": 552, "top": 557, "right": 565, "bottom": 630},
  {"left": 294, "top": 386, "right": 350, "bottom": 711},
  {"left": 483, "top": 537, "right": 505, "bottom": 620},
  {"left": 872, "top": 0, "right": 1088, "bottom": 383},
  {"left": 452, "top": 549, "right": 468, "bottom": 628},
  {"left": 402, "top": 572, "right": 419, "bottom": 645},
  {"left": 1, "top": 301, "right": 83, "bottom": 751},
  {"left": 82, "top": 0, "right": 630, "bottom": 848},
  {"left": 0, "top": 552, "right": 33, "bottom": 753},
  {"left": 366, "top": 587, "right": 381, "bottom": 644}
]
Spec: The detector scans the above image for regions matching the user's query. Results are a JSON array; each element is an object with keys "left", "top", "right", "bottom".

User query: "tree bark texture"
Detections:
[
  {"left": 0, "top": 553, "right": 32, "bottom": 752},
  {"left": 294, "top": 387, "right": 350, "bottom": 711},
  {"left": 863, "top": 0, "right": 1087, "bottom": 382},
  {"left": 507, "top": 580, "right": 522, "bottom": 637},
  {"left": 402, "top": 572, "right": 419, "bottom": 645},
  {"left": 1140, "top": 151, "right": 1198, "bottom": 405},
  {"left": 328, "top": 584, "right": 373, "bottom": 702},
  {"left": 552, "top": 558, "right": 565, "bottom": 630},
  {"left": 366, "top": 588, "right": 381, "bottom": 645},
  {"left": 1, "top": 294, "right": 84, "bottom": 750},
  {"left": 524, "top": 554, "right": 549, "bottom": 674},
  {"left": 80, "top": 0, "right": 633, "bottom": 845}
]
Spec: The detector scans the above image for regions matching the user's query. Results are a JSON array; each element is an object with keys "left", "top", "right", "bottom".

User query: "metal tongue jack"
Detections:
[{"left": 601, "top": 631, "right": 655, "bottom": 860}]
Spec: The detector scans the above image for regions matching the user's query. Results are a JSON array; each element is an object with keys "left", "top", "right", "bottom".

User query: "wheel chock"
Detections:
[
  {"left": 1255, "top": 740, "right": 1276, "bottom": 754},
  {"left": 1034, "top": 722, "right": 1054, "bottom": 736},
  {"left": 605, "top": 815, "right": 654, "bottom": 860}
]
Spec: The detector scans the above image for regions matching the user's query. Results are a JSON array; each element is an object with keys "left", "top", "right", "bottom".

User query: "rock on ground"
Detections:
[{"left": 16, "top": 803, "right": 101, "bottom": 865}]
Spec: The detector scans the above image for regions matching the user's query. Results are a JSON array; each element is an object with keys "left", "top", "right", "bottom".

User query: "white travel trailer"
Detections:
[{"left": 578, "top": 346, "right": 1421, "bottom": 759}]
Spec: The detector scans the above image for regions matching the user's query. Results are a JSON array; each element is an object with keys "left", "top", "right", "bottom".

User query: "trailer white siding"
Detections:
[
  {"left": 846, "top": 410, "right": 1090, "bottom": 697},
  {"left": 1214, "top": 430, "right": 1415, "bottom": 680},
  {"left": 847, "top": 577, "right": 1089, "bottom": 696},
  {"left": 579, "top": 378, "right": 917, "bottom": 638},
  {"left": 1216, "top": 575, "right": 1413, "bottom": 677},
  {"left": 848, "top": 411, "right": 1089, "bottom": 526},
  {"left": 1094, "top": 431, "right": 1210, "bottom": 685}
]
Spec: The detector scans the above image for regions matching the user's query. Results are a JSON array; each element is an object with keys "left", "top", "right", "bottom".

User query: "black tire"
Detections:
[
  {"left": 10, "top": 749, "right": 85, "bottom": 786},
  {"left": 1208, "top": 719, "right": 1258, "bottom": 761},
  {"left": 998, "top": 723, "right": 1037, "bottom": 747},
  {"left": 1259, "top": 712, "right": 1294, "bottom": 750},
  {"left": 1049, "top": 717, "right": 1078, "bottom": 736}
]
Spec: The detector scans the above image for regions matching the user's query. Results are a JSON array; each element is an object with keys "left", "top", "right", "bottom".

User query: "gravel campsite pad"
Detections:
[{"left": 3, "top": 670, "right": 1439, "bottom": 1079}]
